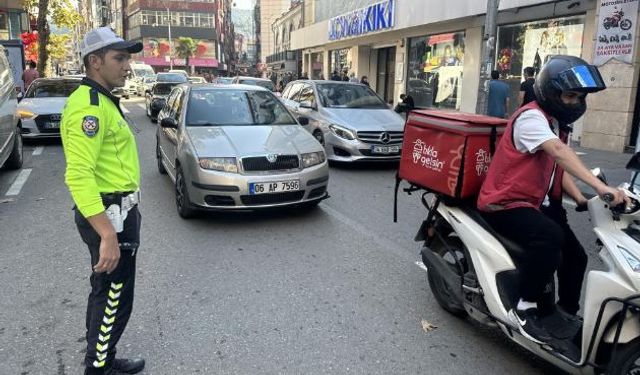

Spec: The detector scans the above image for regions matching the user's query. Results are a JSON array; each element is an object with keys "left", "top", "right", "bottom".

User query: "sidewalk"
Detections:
[{"left": 573, "top": 143, "right": 634, "bottom": 187}]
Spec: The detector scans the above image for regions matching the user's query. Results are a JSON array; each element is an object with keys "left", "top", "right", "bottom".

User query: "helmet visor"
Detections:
[{"left": 555, "top": 65, "right": 606, "bottom": 93}]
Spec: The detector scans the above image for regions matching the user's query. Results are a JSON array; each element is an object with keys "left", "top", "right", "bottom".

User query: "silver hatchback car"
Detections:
[
  {"left": 156, "top": 84, "right": 329, "bottom": 218},
  {"left": 281, "top": 80, "right": 405, "bottom": 162}
]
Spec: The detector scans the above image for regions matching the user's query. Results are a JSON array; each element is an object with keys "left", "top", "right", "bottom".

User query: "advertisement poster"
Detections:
[
  {"left": 594, "top": 0, "right": 638, "bottom": 65},
  {"left": 522, "top": 23, "right": 584, "bottom": 72},
  {"left": 143, "top": 38, "right": 216, "bottom": 59}
]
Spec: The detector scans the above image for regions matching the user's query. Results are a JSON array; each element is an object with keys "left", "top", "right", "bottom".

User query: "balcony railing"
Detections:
[{"left": 266, "top": 50, "right": 297, "bottom": 64}]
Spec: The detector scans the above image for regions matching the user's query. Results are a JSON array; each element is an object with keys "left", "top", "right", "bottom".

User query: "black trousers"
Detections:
[
  {"left": 74, "top": 205, "right": 141, "bottom": 374},
  {"left": 541, "top": 203, "right": 588, "bottom": 315},
  {"left": 481, "top": 207, "right": 565, "bottom": 305}
]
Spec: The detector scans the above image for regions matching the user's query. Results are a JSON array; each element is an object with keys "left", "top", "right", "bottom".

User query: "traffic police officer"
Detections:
[{"left": 61, "top": 27, "right": 145, "bottom": 375}]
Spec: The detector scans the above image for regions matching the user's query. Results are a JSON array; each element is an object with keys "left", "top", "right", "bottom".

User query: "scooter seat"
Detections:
[{"left": 460, "top": 206, "right": 529, "bottom": 263}]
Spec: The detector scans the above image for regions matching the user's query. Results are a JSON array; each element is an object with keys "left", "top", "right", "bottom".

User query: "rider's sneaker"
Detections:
[{"left": 509, "top": 307, "right": 553, "bottom": 344}]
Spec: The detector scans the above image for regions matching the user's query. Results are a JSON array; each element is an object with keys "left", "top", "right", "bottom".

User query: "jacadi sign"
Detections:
[{"left": 328, "top": 0, "right": 395, "bottom": 41}]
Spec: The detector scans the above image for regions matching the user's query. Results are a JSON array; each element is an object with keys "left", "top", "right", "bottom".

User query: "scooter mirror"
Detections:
[
  {"left": 626, "top": 151, "right": 640, "bottom": 172},
  {"left": 591, "top": 168, "right": 608, "bottom": 185}
]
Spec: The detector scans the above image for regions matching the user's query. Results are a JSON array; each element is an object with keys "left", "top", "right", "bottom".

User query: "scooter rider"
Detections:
[{"left": 477, "top": 55, "right": 628, "bottom": 344}]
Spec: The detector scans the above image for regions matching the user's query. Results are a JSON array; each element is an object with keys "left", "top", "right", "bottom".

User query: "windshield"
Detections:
[
  {"left": 186, "top": 89, "right": 296, "bottom": 126},
  {"left": 26, "top": 81, "right": 81, "bottom": 98},
  {"left": 316, "top": 83, "right": 387, "bottom": 109},
  {"left": 153, "top": 83, "right": 176, "bottom": 95},
  {"left": 239, "top": 79, "right": 275, "bottom": 92},
  {"left": 144, "top": 77, "right": 156, "bottom": 83},
  {"left": 216, "top": 77, "right": 233, "bottom": 84},
  {"left": 156, "top": 73, "right": 188, "bottom": 83},
  {"left": 133, "top": 68, "right": 154, "bottom": 78}
]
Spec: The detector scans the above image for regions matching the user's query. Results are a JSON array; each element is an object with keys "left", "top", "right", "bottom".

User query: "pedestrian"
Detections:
[
  {"left": 487, "top": 70, "right": 510, "bottom": 118},
  {"left": 520, "top": 66, "right": 537, "bottom": 107},
  {"left": 360, "top": 75, "right": 370, "bottom": 87},
  {"left": 319, "top": 73, "right": 325, "bottom": 80},
  {"left": 60, "top": 26, "right": 145, "bottom": 375},
  {"left": 342, "top": 71, "right": 349, "bottom": 82},
  {"left": 349, "top": 72, "right": 358, "bottom": 83},
  {"left": 396, "top": 93, "right": 415, "bottom": 117},
  {"left": 22, "top": 60, "right": 39, "bottom": 92},
  {"left": 331, "top": 70, "right": 341, "bottom": 81}
]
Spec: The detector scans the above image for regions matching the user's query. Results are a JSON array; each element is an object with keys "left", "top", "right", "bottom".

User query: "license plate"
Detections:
[
  {"left": 371, "top": 145, "right": 399, "bottom": 154},
  {"left": 249, "top": 180, "right": 300, "bottom": 195},
  {"left": 44, "top": 121, "right": 59, "bottom": 129}
]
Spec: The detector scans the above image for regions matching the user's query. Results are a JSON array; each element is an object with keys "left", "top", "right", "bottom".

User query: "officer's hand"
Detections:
[{"left": 94, "top": 234, "right": 120, "bottom": 274}]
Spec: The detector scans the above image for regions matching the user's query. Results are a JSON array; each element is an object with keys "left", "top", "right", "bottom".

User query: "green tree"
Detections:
[
  {"left": 174, "top": 37, "right": 197, "bottom": 74},
  {"left": 48, "top": 33, "right": 72, "bottom": 74},
  {"left": 25, "top": 0, "right": 81, "bottom": 77}
]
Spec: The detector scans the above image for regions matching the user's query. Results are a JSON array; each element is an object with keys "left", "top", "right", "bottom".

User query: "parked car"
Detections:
[
  {"left": 145, "top": 73, "right": 188, "bottom": 123},
  {"left": 137, "top": 76, "right": 156, "bottom": 96},
  {"left": 156, "top": 84, "right": 329, "bottom": 218},
  {"left": 280, "top": 80, "right": 405, "bottom": 162},
  {"left": 111, "top": 86, "right": 129, "bottom": 99},
  {"left": 231, "top": 76, "right": 276, "bottom": 92},
  {"left": 17, "top": 78, "right": 81, "bottom": 139},
  {"left": 188, "top": 76, "right": 206, "bottom": 84},
  {"left": 215, "top": 77, "right": 234, "bottom": 85},
  {"left": 0, "top": 45, "right": 22, "bottom": 170}
]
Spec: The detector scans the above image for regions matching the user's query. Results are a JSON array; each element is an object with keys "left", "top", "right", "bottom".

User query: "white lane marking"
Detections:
[
  {"left": 320, "top": 203, "right": 412, "bottom": 260},
  {"left": 5, "top": 168, "right": 32, "bottom": 196},
  {"left": 121, "top": 106, "right": 130, "bottom": 114},
  {"left": 137, "top": 103, "right": 146, "bottom": 110},
  {"left": 32, "top": 146, "right": 44, "bottom": 156},
  {"left": 415, "top": 261, "right": 428, "bottom": 273},
  {"left": 576, "top": 152, "right": 586, "bottom": 156}
]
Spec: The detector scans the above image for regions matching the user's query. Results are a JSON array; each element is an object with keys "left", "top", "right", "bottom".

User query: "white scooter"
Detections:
[{"left": 406, "top": 153, "right": 640, "bottom": 374}]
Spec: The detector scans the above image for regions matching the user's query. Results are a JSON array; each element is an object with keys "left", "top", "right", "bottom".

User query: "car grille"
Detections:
[
  {"left": 242, "top": 155, "right": 299, "bottom": 172},
  {"left": 240, "top": 191, "right": 305, "bottom": 205},
  {"left": 34, "top": 114, "right": 62, "bottom": 134},
  {"left": 357, "top": 131, "right": 403, "bottom": 145},
  {"left": 204, "top": 195, "right": 235, "bottom": 206}
]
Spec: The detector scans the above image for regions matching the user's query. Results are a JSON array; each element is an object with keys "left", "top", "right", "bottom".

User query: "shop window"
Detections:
[
  {"left": 407, "top": 32, "right": 465, "bottom": 110},
  {"left": 329, "top": 48, "right": 349, "bottom": 77},
  {"left": 496, "top": 15, "right": 585, "bottom": 113}
]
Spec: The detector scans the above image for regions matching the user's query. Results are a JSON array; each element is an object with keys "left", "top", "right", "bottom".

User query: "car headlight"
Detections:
[
  {"left": 18, "top": 110, "right": 35, "bottom": 119},
  {"left": 301, "top": 151, "right": 325, "bottom": 168},
  {"left": 198, "top": 157, "right": 238, "bottom": 173},
  {"left": 618, "top": 246, "right": 640, "bottom": 272},
  {"left": 329, "top": 124, "right": 356, "bottom": 140}
]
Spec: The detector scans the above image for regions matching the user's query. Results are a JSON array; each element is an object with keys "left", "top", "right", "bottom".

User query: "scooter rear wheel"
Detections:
[
  {"left": 426, "top": 236, "right": 468, "bottom": 318},
  {"left": 607, "top": 337, "right": 640, "bottom": 374}
]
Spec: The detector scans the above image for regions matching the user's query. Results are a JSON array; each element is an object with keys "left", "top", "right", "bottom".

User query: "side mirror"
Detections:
[
  {"left": 17, "top": 91, "right": 23, "bottom": 102},
  {"left": 298, "top": 116, "right": 309, "bottom": 126},
  {"left": 627, "top": 152, "right": 640, "bottom": 172},
  {"left": 299, "top": 101, "right": 315, "bottom": 110},
  {"left": 160, "top": 117, "right": 178, "bottom": 129},
  {"left": 591, "top": 167, "right": 608, "bottom": 185}
]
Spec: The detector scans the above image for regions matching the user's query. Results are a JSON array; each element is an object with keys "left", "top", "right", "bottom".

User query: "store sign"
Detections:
[
  {"left": 594, "top": 0, "right": 639, "bottom": 65},
  {"left": 328, "top": 0, "right": 395, "bottom": 41}
]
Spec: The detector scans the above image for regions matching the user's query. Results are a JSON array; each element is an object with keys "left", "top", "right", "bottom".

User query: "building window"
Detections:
[
  {"left": 496, "top": 15, "right": 585, "bottom": 113},
  {"left": 329, "top": 48, "right": 349, "bottom": 77},
  {"left": 9, "top": 12, "right": 22, "bottom": 40},
  {"left": 407, "top": 31, "right": 465, "bottom": 110}
]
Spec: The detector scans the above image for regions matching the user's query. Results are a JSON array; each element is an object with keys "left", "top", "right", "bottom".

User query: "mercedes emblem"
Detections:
[{"left": 380, "top": 132, "right": 391, "bottom": 144}]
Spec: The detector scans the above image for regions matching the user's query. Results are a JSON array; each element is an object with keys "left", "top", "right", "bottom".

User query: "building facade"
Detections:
[
  {"left": 292, "top": 0, "right": 640, "bottom": 152},
  {"left": 258, "top": 0, "right": 291, "bottom": 75},
  {"left": 124, "top": 0, "right": 219, "bottom": 72},
  {"left": 267, "top": 1, "right": 302, "bottom": 82}
]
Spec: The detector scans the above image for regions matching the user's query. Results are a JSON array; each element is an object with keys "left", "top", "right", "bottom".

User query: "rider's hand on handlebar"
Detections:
[{"left": 596, "top": 185, "right": 629, "bottom": 207}]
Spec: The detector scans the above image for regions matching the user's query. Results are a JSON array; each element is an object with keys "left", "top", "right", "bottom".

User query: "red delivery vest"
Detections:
[{"left": 477, "top": 101, "right": 556, "bottom": 212}]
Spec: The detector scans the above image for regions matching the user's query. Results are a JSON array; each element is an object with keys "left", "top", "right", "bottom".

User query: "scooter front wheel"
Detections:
[{"left": 607, "top": 336, "right": 640, "bottom": 374}]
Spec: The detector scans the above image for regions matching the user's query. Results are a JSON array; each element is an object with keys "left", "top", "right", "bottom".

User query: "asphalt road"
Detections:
[{"left": 0, "top": 97, "right": 612, "bottom": 375}]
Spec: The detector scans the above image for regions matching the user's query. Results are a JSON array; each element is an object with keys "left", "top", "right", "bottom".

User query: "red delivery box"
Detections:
[{"left": 399, "top": 110, "right": 508, "bottom": 199}]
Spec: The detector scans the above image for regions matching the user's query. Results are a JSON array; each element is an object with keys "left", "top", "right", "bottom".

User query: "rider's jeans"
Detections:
[
  {"left": 541, "top": 203, "right": 588, "bottom": 315},
  {"left": 482, "top": 207, "right": 564, "bottom": 306}
]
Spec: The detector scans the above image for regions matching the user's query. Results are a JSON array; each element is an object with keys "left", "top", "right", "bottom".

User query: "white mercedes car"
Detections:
[{"left": 18, "top": 77, "right": 81, "bottom": 138}]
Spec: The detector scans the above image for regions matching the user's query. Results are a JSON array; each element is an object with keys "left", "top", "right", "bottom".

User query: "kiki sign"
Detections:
[{"left": 328, "top": 0, "right": 395, "bottom": 41}]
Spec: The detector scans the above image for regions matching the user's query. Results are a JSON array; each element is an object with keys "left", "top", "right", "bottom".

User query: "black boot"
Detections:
[{"left": 112, "top": 358, "right": 145, "bottom": 374}]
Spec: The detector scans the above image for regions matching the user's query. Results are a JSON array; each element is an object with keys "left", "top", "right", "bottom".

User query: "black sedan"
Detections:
[{"left": 145, "top": 73, "right": 188, "bottom": 123}]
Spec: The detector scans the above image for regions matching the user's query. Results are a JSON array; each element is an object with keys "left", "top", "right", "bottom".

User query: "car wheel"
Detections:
[
  {"left": 313, "top": 130, "right": 325, "bottom": 146},
  {"left": 175, "top": 166, "right": 196, "bottom": 219},
  {"left": 156, "top": 141, "right": 167, "bottom": 175},
  {"left": 3, "top": 127, "right": 23, "bottom": 170}
]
